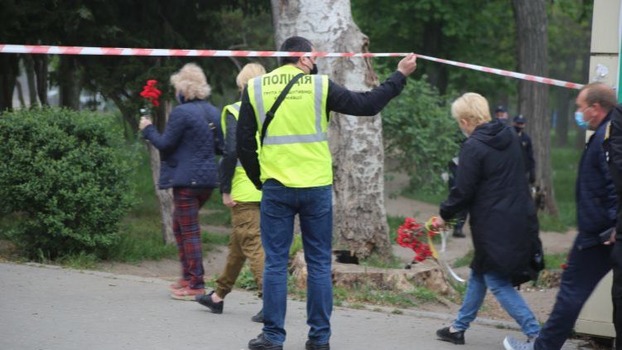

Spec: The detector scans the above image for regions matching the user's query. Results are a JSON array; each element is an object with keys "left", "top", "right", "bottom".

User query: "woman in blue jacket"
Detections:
[{"left": 139, "top": 63, "right": 223, "bottom": 300}]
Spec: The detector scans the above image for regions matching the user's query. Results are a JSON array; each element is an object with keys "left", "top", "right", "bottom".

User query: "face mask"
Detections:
[
  {"left": 309, "top": 63, "right": 318, "bottom": 75},
  {"left": 176, "top": 93, "right": 186, "bottom": 104},
  {"left": 514, "top": 126, "right": 523, "bottom": 133},
  {"left": 574, "top": 111, "right": 588, "bottom": 129}
]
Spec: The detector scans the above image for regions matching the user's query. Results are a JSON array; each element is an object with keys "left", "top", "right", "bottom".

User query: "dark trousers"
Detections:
[
  {"left": 535, "top": 237, "right": 612, "bottom": 350},
  {"left": 612, "top": 243, "right": 622, "bottom": 350}
]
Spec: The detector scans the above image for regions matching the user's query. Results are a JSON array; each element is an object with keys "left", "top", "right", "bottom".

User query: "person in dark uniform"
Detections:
[{"left": 512, "top": 115, "right": 536, "bottom": 186}]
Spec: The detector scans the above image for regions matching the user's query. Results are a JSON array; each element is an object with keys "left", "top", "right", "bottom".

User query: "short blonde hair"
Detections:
[
  {"left": 451, "top": 92, "right": 491, "bottom": 127},
  {"left": 236, "top": 63, "right": 266, "bottom": 90},
  {"left": 170, "top": 63, "right": 211, "bottom": 100}
]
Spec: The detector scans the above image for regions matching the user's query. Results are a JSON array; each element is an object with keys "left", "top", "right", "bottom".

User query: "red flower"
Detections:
[
  {"left": 395, "top": 216, "right": 438, "bottom": 262},
  {"left": 140, "top": 79, "right": 162, "bottom": 107}
]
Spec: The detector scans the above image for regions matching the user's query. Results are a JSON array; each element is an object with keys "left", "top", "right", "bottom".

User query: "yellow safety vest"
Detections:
[
  {"left": 247, "top": 65, "right": 331, "bottom": 188},
  {"left": 221, "top": 102, "right": 262, "bottom": 202}
]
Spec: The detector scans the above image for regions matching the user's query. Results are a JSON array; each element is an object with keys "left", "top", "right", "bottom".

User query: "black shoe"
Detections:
[
  {"left": 248, "top": 333, "right": 283, "bottom": 350},
  {"left": 251, "top": 308, "right": 264, "bottom": 323},
  {"left": 305, "top": 339, "right": 330, "bottom": 350},
  {"left": 436, "top": 326, "right": 465, "bottom": 345},
  {"left": 195, "top": 291, "right": 223, "bottom": 314},
  {"left": 452, "top": 228, "right": 466, "bottom": 238}
]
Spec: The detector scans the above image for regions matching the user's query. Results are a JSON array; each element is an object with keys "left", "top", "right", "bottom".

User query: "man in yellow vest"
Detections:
[
  {"left": 237, "top": 36, "right": 418, "bottom": 350},
  {"left": 195, "top": 63, "right": 267, "bottom": 323}
]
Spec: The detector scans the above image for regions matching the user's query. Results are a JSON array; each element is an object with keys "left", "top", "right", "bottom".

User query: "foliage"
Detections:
[
  {"left": 234, "top": 265, "right": 259, "bottom": 291},
  {"left": 1, "top": 1, "right": 275, "bottom": 129},
  {"left": 544, "top": 252, "right": 569, "bottom": 270},
  {"left": 332, "top": 283, "right": 439, "bottom": 309},
  {"left": 0, "top": 107, "right": 136, "bottom": 259},
  {"left": 382, "top": 72, "right": 460, "bottom": 192},
  {"left": 352, "top": 0, "right": 516, "bottom": 100},
  {"left": 452, "top": 249, "right": 474, "bottom": 268}
]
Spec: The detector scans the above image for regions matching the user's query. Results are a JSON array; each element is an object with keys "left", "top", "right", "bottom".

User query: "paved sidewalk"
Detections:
[{"left": 0, "top": 262, "right": 579, "bottom": 350}]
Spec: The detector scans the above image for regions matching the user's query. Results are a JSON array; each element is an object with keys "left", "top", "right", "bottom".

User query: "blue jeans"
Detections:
[
  {"left": 260, "top": 180, "right": 333, "bottom": 345},
  {"left": 534, "top": 238, "right": 612, "bottom": 350},
  {"left": 454, "top": 270, "right": 540, "bottom": 337}
]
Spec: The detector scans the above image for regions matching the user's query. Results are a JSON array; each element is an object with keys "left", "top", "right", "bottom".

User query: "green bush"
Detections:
[
  {"left": 0, "top": 107, "right": 135, "bottom": 259},
  {"left": 381, "top": 73, "right": 460, "bottom": 192}
]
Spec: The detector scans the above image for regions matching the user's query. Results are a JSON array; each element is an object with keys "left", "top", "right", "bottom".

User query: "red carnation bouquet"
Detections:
[
  {"left": 139, "top": 79, "right": 162, "bottom": 114},
  {"left": 396, "top": 216, "right": 443, "bottom": 263}
]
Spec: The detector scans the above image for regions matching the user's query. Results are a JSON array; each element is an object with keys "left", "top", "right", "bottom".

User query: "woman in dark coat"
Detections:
[
  {"left": 139, "top": 63, "right": 223, "bottom": 300},
  {"left": 435, "top": 92, "right": 541, "bottom": 345}
]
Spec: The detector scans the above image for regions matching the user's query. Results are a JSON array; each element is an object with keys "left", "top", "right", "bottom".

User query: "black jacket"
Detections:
[
  {"left": 604, "top": 105, "right": 622, "bottom": 239},
  {"left": 516, "top": 129, "right": 536, "bottom": 184},
  {"left": 440, "top": 119, "right": 539, "bottom": 276}
]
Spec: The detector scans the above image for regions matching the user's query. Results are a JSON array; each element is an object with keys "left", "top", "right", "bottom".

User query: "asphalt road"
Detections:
[{"left": 0, "top": 262, "right": 580, "bottom": 350}]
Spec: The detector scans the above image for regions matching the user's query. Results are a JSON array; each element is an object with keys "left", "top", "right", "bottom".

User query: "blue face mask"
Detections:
[
  {"left": 176, "top": 93, "right": 186, "bottom": 104},
  {"left": 574, "top": 111, "right": 588, "bottom": 129}
]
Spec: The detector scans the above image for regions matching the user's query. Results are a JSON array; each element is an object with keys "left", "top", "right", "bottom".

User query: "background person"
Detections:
[
  {"left": 495, "top": 105, "right": 510, "bottom": 125},
  {"left": 435, "top": 93, "right": 541, "bottom": 346},
  {"left": 504, "top": 82, "right": 618, "bottom": 350},
  {"left": 446, "top": 153, "right": 467, "bottom": 238},
  {"left": 236, "top": 36, "right": 418, "bottom": 350},
  {"left": 196, "top": 63, "right": 266, "bottom": 323},
  {"left": 512, "top": 115, "right": 536, "bottom": 186},
  {"left": 139, "top": 62, "right": 223, "bottom": 300}
]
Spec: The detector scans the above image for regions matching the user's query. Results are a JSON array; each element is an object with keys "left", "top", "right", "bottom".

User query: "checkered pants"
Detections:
[{"left": 173, "top": 187, "right": 213, "bottom": 289}]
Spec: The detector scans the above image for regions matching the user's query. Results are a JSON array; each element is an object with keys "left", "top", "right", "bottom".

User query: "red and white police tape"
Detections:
[{"left": 0, "top": 44, "right": 584, "bottom": 90}]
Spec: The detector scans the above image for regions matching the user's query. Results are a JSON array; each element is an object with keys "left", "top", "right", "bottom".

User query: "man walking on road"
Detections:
[{"left": 503, "top": 82, "right": 618, "bottom": 350}]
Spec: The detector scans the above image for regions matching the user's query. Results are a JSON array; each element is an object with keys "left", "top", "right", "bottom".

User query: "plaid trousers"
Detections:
[{"left": 173, "top": 187, "right": 213, "bottom": 289}]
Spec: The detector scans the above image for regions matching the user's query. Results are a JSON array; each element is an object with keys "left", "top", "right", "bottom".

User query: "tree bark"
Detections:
[
  {"left": 23, "top": 55, "right": 38, "bottom": 107},
  {"left": 33, "top": 55, "right": 49, "bottom": 106},
  {"left": 512, "top": 0, "right": 558, "bottom": 216},
  {"left": 554, "top": 55, "right": 577, "bottom": 147},
  {"left": 147, "top": 143, "right": 175, "bottom": 245},
  {"left": 0, "top": 54, "right": 19, "bottom": 113},
  {"left": 147, "top": 100, "right": 175, "bottom": 245},
  {"left": 271, "top": 0, "right": 391, "bottom": 259},
  {"left": 58, "top": 56, "right": 81, "bottom": 110}
]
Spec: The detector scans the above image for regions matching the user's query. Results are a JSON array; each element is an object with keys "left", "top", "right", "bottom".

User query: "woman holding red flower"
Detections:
[
  {"left": 139, "top": 63, "right": 224, "bottom": 300},
  {"left": 434, "top": 92, "right": 541, "bottom": 345}
]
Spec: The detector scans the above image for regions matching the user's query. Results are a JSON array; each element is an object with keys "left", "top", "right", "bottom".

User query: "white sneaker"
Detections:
[{"left": 503, "top": 335, "right": 535, "bottom": 350}]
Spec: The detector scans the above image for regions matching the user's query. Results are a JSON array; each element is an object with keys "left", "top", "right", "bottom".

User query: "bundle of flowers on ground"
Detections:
[{"left": 396, "top": 216, "right": 443, "bottom": 263}]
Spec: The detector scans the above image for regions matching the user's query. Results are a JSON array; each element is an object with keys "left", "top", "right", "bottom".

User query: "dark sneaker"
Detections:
[
  {"left": 305, "top": 339, "right": 330, "bottom": 350},
  {"left": 248, "top": 333, "right": 282, "bottom": 350},
  {"left": 251, "top": 308, "right": 264, "bottom": 323},
  {"left": 195, "top": 291, "right": 223, "bottom": 314},
  {"left": 436, "top": 326, "right": 465, "bottom": 345},
  {"left": 452, "top": 228, "right": 466, "bottom": 238}
]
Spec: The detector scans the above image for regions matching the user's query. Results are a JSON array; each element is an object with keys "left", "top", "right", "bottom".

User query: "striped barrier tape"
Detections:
[{"left": 0, "top": 43, "right": 584, "bottom": 90}]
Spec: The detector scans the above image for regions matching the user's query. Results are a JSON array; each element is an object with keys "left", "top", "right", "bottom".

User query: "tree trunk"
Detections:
[
  {"left": 554, "top": 55, "right": 576, "bottom": 147},
  {"left": 554, "top": 88, "right": 570, "bottom": 147},
  {"left": 23, "top": 55, "right": 38, "bottom": 107},
  {"left": 512, "top": 0, "right": 558, "bottom": 216},
  {"left": 58, "top": 56, "right": 81, "bottom": 110},
  {"left": 147, "top": 100, "right": 175, "bottom": 245},
  {"left": 147, "top": 143, "right": 175, "bottom": 245},
  {"left": 0, "top": 53, "right": 19, "bottom": 113},
  {"left": 271, "top": 0, "right": 391, "bottom": 259},
  {"left": 33, "top": 55, "right": 49, "bottom": 106}
]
